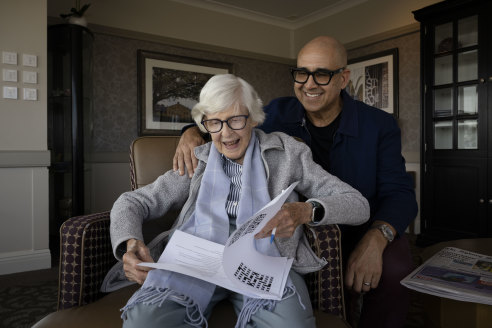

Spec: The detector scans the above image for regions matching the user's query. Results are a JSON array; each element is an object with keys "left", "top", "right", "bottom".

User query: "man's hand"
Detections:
[
  {"left": 344, "top": 224, "right": 390, "bottom": 293},
  {"left": 123, "top": 238, "right": 154, "bottom": 285},
  {"left": 173, "top": 126, "right": 205, "bottom": 177},
  {"left": 254, "top": 202, "right": 312, "bottom": 240}
]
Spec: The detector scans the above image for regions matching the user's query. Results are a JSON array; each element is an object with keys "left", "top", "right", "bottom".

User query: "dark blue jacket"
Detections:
[{"left": 260, "top": 90, "right": 417, "bottom": 236}]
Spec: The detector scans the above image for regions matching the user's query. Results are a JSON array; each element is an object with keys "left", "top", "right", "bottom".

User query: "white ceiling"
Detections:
[{"left": 172, "top": 0, "right": 368, "bottom": 29}]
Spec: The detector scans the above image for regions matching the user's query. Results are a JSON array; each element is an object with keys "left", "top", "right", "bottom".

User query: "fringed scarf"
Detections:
[{"left": 121, "top": 131, "right": 298, "bottom": 328}]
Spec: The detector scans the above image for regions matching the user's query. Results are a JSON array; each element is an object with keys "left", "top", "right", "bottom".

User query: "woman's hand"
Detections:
[
  {"left": 173, "top": 126, "right": 206, "bottom": 178},
  {"left": 254, "top": 202, "right": 312, "bottom": 240},
  {"left": 122, "top": 238, "right": 154, "bottom": 285}
]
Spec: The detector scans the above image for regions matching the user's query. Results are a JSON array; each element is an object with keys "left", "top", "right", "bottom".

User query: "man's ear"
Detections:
[{"left": 340, "top": 68, "right": 351, "bottom": 89}]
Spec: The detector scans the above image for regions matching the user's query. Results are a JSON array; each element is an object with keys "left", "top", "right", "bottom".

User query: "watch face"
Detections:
[
  {"left": 380, "top": 225, "right": 394, "bottom": 242},
  {"left": 309, "top": 201, "right": 323, "bottom": 223}
]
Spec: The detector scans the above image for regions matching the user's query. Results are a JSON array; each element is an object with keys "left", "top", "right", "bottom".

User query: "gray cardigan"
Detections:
[{"left": 110, "top": 129, "right": 369, "bottom": 275}]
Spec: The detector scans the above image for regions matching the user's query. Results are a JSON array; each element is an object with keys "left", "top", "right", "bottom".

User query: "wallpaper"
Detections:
[
  {"left": 89, "top": 31, "right": 420, "bottom": 155},
  {"left": 348, "top": 31, "right": 421, "bottom": 155},
  {"left": 91, "top": 34, "right": 293, "bottom": 153}
]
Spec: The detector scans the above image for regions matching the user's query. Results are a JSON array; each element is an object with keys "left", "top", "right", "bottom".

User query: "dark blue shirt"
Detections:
[{"left": 259, "top": 90, "right": 417, "bottom": 236}]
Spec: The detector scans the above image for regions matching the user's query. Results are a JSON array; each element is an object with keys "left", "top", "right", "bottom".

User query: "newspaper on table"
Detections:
[
  {"left": 139, "top": 181, "right": 299, "bottom": 300},
  {"left": 401, "top": 246, "right": 492, "bottom": 305}
]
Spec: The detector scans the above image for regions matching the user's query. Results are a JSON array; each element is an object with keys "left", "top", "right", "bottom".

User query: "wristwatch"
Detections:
[
  {"left": 372, "top": 224, "right": 395, "bottom": 243},
  {"left": 307, "top": 201, "right": 324, "bottom": 224}
]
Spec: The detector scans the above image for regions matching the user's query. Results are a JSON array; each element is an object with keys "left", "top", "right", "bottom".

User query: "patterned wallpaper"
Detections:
[
  {"left": 91, "top": 34, "right": 293, "bottom": 153},
  {"left": 347, "top": 31, "right": 421, "bottom": 155},
  {"left": 90, "top": 31, "right": 420, "bottom": 155}
]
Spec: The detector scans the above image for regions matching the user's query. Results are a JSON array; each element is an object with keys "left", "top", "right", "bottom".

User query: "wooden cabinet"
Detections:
[
  {"left": 414, "top": 0, "right": 492, "bottom": 245},
  {"left": 47, "top": 24, "right": 93, "bottom": 244}
]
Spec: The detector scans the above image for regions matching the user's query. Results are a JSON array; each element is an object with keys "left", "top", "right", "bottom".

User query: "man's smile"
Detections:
[{"left": 305, "top": 91, "right": 323, "bottom": 98}]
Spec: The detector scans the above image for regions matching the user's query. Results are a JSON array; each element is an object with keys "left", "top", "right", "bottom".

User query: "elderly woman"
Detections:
[{"left": 110, "top": 74, "right": 369, "bottom": 328}]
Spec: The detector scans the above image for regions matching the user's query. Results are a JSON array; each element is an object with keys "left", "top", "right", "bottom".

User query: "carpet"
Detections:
[{"left": 0, "top": 269, "right": 57, "bottom": 328}]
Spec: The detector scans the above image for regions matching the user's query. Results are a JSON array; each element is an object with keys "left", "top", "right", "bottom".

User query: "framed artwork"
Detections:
[
  {"left": 345, "top": 48, "right": 399, "bottom": 117},
  {"left": 137, "top": 50, "right": 233, "bottom": 135}
]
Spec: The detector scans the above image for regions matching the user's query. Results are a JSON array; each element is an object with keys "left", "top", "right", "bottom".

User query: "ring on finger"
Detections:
[{"left": 363, "top": 282, "right": 371, "bottom": 286}]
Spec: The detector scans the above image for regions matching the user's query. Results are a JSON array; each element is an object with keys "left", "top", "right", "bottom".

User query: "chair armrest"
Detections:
[
  {"left": 58, "top": 211, "right": 117, "bottom": 310},
  {"left": 304, "top": 224, "right": 346, "bottom": 320}
]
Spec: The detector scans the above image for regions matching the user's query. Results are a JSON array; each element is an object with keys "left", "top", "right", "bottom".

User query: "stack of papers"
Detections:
[{"left": 140, "top": 182, "right": 298, "bottom": 300}]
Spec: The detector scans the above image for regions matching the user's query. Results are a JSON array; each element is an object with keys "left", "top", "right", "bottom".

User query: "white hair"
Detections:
[{"left": 192, "top": 74, "right": 265, "bottom": 133}]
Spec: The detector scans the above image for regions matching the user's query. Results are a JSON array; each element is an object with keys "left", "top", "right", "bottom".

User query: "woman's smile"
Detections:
[{"left": 223, "top": 139, "right": 240, "bottom": 149}]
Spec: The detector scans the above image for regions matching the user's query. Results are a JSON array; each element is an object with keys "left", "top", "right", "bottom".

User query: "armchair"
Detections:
[{"left": 34, "top": 136, "right": 350, "bottom": 327}]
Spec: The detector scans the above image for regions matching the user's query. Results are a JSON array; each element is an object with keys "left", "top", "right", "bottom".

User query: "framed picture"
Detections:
[
  {"left": 345, "top": 48, "right": 398, "bottom": 117},
  {"left": 137, "top": 50, "right": 233, "bottom": 135}
]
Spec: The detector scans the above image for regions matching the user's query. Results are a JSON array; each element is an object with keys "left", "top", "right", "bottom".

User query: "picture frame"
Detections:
[
  {"left": 345, "top": 48, "right": 399, "bottom": 117},
  {"left": 137, "top": 50, "right": 233, "bottom": 135}
]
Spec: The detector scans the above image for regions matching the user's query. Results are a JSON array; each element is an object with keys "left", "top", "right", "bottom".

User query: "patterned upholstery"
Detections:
[
  {"left": 56, "top": 136, "right": 346, "bottom": 321},
  {"left": 58, "top": 212, "right": 116, "bottom": 310},
  {"left": 304, "top": 224, "right": 345, "bottom": 318}
]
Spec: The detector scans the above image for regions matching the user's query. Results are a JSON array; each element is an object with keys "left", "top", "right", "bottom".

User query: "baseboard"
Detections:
[{"left": 0, "top": 249, "right": 51, "bottom": 275}]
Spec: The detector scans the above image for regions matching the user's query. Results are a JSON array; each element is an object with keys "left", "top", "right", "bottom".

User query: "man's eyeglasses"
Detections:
[
  {"left": 290, "top": 67, "right": 345, "bottom": 86},
  {"left": 201, "top": 115, "right": 249, "bottom": 133}
]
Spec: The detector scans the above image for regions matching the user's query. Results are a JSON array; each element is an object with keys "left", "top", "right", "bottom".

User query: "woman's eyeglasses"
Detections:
[{"left": 201, "top": 115, "right": 249, "bottom": 133}]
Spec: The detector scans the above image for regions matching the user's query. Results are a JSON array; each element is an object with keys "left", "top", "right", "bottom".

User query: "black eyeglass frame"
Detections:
[
  {"left": 201, "top": 115, "right": 250, "bottom": 133},
  {"left": 290, "top": 67, "right": 345, "bottom": 86}
]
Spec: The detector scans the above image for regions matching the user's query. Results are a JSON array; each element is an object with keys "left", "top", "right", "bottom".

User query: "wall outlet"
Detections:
[
  {"left": 3, "top": 86, "right": 18, "bottom": 99},
  {"left": 22, "top": 54, "right": 37, "bottom": 67},
  {"left": 2, "top": 51, "right": 17, "bottom": 65},
  {"left": 3, "top": 69, "right": 18, "bottom": 82},
  {"left": 23, "top": 88, "right": 37, "bottom": 101},
  {"left": 23, "top": 71, "right": 37, "bottom": 84}
]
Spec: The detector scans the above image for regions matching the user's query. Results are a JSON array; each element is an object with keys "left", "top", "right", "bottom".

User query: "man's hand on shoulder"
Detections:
[{"left": 173, "top": 126, "right": 206, "bottom": 178}]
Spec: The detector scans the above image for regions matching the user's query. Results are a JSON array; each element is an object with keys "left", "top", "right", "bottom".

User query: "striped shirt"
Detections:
[{"left": 222, "top": 155, "right": 242, "bottom": 229}]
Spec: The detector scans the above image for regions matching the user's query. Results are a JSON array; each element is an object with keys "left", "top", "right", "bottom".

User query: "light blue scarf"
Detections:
[{"left": 121, "top": 131, "right": 297, "bottom": 328}]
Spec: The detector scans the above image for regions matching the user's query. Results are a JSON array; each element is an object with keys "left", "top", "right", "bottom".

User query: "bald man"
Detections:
[{"left": 173, "top": 36, "right": 417, "bottom": 328}]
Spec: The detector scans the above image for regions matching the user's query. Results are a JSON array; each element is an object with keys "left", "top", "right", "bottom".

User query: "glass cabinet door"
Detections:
[
  {"left": 432, "top": 15, "right": 479, "bottom": 150},
  {"left": 414, "top": 0, "right": 492, "bottom": 244}
]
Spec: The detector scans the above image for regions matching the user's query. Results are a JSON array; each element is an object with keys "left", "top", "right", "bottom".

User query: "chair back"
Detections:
[
  {"left": 130, "top": 136, "right": 180, "bottom": 190},
  {"left": 129, "top": 136, "right": 182, "bottom": 240}
]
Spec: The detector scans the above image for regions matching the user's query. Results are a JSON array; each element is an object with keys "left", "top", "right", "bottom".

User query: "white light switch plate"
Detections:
[
  {"left": 3, "top": 69, "right": 17, "bottom": 82},
  {"left": 3, "top": 86, "right": 18, "bottom": 99},
  {"left": 23, "top": 88, "right": 37, "bottom": 101},
  {"left": 22, "top": 54, "right": 37, "bottom": 67},
  {"left": 2, "top": 51, "right": 17, "bottom": 65},
  {"left": 23, "top": 70, "right": 37, "bottom": 84}
]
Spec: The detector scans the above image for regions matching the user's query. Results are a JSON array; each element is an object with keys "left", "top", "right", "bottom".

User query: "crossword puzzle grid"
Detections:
[
  {"left": 244, "top": 213, "right": 266, "bottom": 234},
  {"left": 234, "top": 262, "right": 273, "bottom": 292},
  {"left": 228, "top": 213, "right": 266, "bottom": 246}
]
